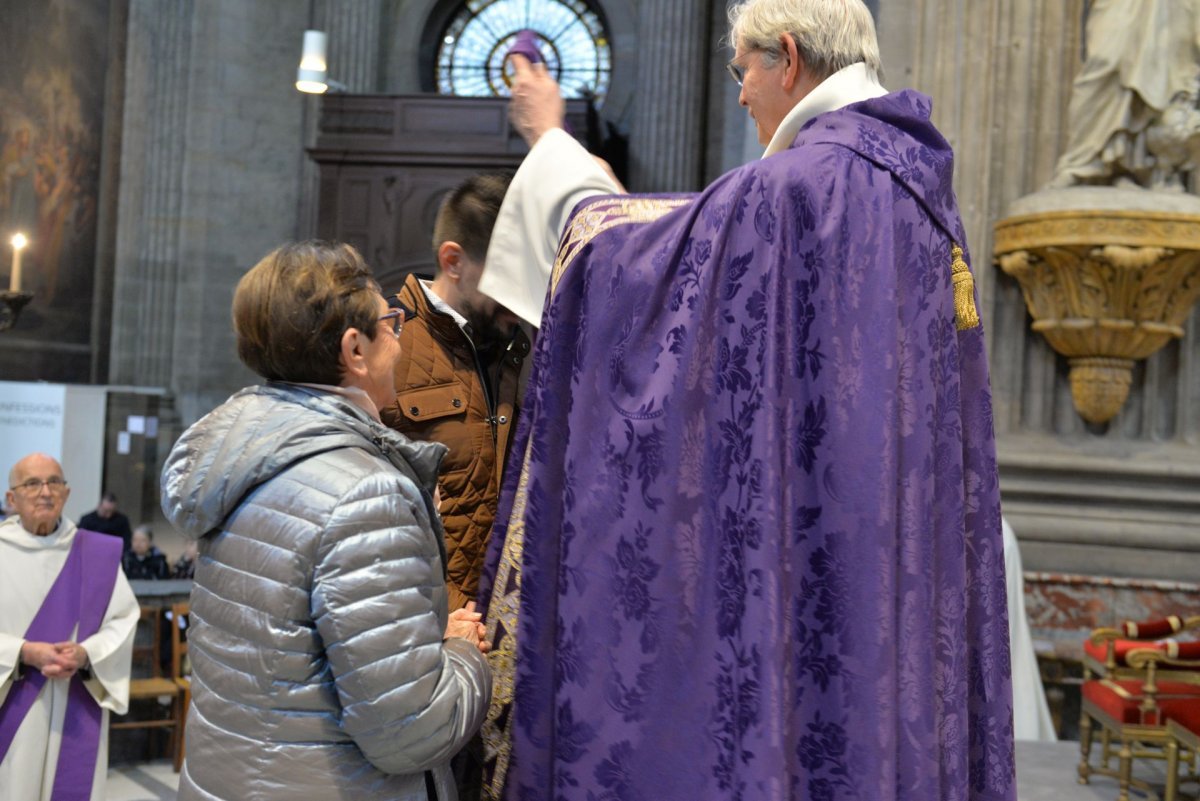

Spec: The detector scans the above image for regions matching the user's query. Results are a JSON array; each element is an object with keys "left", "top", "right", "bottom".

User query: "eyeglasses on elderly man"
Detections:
[{"left": 10, "top": 477, "right": 69, "bottom": 494}]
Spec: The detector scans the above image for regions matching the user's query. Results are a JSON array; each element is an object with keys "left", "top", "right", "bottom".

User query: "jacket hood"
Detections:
[
  {"left": 794, "top": 89, "right": 966, "bottom": 246},
  {"left": 161, "top": 383, "right": 446, "bottom": 540}
]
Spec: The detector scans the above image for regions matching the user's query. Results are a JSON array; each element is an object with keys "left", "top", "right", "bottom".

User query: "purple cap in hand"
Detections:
[
  {"left": 503, "top": 29, "right": 544, "bottom": 88},
  {"left": 508, "top": 29, "right": 544, "bottom": 66}
]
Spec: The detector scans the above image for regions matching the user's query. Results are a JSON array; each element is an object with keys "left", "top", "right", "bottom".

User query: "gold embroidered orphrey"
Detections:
[
  {"left": 479, "top": 441, "right": 531, "bottom": 801},
  {"left": 480, "top": 195, "right": 691, "bottom": 801},
  {"left": 550, "top": 197, "right": 693, "bottom": 294}
]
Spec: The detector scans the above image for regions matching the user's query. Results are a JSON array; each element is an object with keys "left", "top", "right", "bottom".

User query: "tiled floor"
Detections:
[{"left": 104, "top": 740, "right": 1184, "bottom": 801}]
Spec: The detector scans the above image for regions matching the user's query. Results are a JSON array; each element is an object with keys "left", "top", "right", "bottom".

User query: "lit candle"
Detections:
[{"left": 10, "top": 233, "right": 27, "bottom": 293}]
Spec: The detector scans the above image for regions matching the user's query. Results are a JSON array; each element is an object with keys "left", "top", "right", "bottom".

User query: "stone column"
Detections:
[
  {"left": 628, "top": 0, "right": 709, "bottom": 192},
  {"left": 109, "top": 0, "right": 194, "bottom": 389},
  {"left": 319, "top": 0, "right": 384, "bottom": 93},
  {"left": 110, "top": 0, "right": 313, "bottom": 426}
]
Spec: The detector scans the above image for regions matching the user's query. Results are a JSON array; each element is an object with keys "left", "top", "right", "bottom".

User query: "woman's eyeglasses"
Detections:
[{"left": 378, "top": 310, "right": 405, "bottom": 338}]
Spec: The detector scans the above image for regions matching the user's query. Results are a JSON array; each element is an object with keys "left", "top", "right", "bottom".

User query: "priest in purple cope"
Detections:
[{"left": 476, "top": 1, "right": 1016, "bottom": 799}]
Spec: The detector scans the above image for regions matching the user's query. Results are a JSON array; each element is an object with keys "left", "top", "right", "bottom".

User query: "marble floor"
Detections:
[{"left": 104, "top": 740, "right": 1186, "bottom": 801}]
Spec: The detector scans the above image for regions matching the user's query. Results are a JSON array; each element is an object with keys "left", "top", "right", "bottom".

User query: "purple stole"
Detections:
[{"left": 0, "top": 528, "right": 122, "bottom": 801}]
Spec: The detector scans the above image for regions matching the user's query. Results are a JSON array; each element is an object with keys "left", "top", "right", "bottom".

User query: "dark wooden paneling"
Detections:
[{"left": 309, "top": 95, "right": 593, "bottom": 288}]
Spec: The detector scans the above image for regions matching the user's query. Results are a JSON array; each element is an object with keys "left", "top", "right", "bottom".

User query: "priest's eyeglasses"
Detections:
[
  {"left": 726, "top": 47, "right": 781, "bottom": 87},
  {"left": 10, "top": 477, "right": 69, "bottom": 494},
  {"left": 726, "top": 53, "right": 753, "bottom": 87}
]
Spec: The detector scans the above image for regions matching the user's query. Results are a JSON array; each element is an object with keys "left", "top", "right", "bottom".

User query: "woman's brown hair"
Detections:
[{"left": 232, "top": 241, "right": 379, "bottom": 386}]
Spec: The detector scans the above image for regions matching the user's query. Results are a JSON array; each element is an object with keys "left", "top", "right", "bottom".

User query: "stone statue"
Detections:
[{"left": 1051, "top": 0, "right": 1200, "bottom": 191}]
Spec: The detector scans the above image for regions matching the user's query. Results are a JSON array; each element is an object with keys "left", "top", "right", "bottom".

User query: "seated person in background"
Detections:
[
  {"left": 79, "top": 491, "right": 133, "bottom": 552},
  {"left": 160, "top": 240, "right": 491, "bottom": 801},
  {"left": 121, "top": 524, "right": 169, "bottom": 580},
  {"left": 172, "top": 539, "right": 199, "bottom": 579},
  {"left": 380, "top": 171, "right": 531, "bottom": 613},
  {"left": 0, "top": 452, "right": 139, "bottom": 801}
]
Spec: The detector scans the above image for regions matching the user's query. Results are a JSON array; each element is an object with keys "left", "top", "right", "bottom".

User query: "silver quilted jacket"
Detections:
[{"left": 161, "top": 383, "right": 491, "bottom": 801}]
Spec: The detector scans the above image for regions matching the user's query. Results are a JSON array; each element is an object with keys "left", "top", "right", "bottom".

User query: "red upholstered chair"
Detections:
[
  {"left": 1131, "top": 647, "right": 1200, "bottom": 801},
  {"left": 1077, "top": 616, "right": 1200, "bottom": 801},
  {"left": 1165, "top": 708, "right": 1200, "bottom": 801},
  {"left": 1083, "top": 615, "right": 1200, "bottom": 681}
]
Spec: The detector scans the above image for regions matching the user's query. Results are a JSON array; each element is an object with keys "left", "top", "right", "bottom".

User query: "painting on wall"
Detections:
[{"left": 0, "top": 0, "right": 111, "bottom": 381}]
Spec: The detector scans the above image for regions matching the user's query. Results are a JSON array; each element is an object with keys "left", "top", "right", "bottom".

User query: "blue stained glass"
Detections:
[{"left": 436, "top": 0, "right": 612, "bottom": 105}]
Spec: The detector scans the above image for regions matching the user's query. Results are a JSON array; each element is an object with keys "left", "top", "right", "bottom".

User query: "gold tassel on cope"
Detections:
[{"left": 951, "top": 243, "right": 980, "bottom": 330}]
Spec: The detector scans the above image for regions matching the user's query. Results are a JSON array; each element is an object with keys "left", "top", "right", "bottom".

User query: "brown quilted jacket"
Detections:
[{"left": 380, "top": 275, "right": 531, "bottom": 610}]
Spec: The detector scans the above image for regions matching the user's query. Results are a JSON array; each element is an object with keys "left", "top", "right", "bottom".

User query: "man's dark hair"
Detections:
[
  {"left": 101, "top": 491, "right": 118, "bottom": 504},
  {"left": 232, "top": 241, "right": 380, "bottom": 386},
  {"left": 432, "top": 172, "right": 514, "bottom": 263}
]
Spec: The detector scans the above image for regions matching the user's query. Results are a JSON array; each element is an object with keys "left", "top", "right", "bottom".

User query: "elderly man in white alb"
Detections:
[{"left": 0, "top": 453, "right": 138, "bottom": 801}]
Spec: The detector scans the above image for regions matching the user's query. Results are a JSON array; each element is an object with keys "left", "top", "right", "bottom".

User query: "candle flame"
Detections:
[{"left": 11, "top": 233, "right": 27, "bottom": 250}]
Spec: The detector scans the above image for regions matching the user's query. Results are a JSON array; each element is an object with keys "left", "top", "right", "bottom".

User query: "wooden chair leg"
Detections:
[
  {"left": 1102, "top": 727, "right": 1114, "bottom": 769},
  {"left": 1117, "top": 740, "right": 1133, "bottom": 801},
  {"left": 174, "top": 690, "right": 189, "bottom": 772},
  {"left": 1079, "top": 712, "right": 1094, "bottom": 784},
  {"left": 1165, "top": 738, "right": 1180, "bottom": 801}
]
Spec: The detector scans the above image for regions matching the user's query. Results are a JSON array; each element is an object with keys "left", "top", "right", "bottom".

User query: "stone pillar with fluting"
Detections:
[
  {"left": 111, "top": 0, "right": 313, "bottom": 425},
  {"left": 319, "top": 0, "right": 383, "bottom": 93},
  {"left": 628, "top": 0, "right": 709, "bottom": 192},
  {"left": 109, "top": 0, "right": 194, "bottom": 390}
]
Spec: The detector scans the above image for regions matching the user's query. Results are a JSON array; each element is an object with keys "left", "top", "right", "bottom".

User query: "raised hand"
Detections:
[{"left": 508, "top": 54, "right": 566, "bottom": 147}]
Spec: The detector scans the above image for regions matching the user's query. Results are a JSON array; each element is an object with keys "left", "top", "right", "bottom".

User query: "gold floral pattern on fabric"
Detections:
[{"left": 551, "top": 197, "right": 693, "bottom": 293}]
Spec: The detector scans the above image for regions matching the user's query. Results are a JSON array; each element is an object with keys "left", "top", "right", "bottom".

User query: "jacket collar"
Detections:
[{"left": 401, "top": 274, "right": 467, "bottom": 344}]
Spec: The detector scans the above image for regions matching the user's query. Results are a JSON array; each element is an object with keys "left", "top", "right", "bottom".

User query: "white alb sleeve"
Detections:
[{"left": 480, "top": 128, "right": 621, "bottom": 327}]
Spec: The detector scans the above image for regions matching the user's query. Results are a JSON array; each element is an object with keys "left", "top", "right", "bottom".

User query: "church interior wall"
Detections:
[
  {"left": 874, "top": 0, "right": 1200, "bottom": 655},
  {"left": 1, "top": 0, "right": 1196, "bottom": 654}
]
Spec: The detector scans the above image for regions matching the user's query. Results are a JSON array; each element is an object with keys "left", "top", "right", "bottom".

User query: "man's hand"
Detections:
[
  {"left": 509, "top": 54, "right": 566, "bottom": 147},
  {"left": 52, "top": 642, "right": 89, "bottom": 679},
  {"left": 20, "top": 641, "right": 59, "bottom": 674},
  {"left": 20, "top": 640, "right": 87, "bottom": 679},
  {"left": 445, "top": 601, "right": 490, "bottom": 654}
]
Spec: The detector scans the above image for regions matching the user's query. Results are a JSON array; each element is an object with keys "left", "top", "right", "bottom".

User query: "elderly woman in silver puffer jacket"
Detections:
[{"left": 161, "top": 241, "right": 491, "bottom": 801}]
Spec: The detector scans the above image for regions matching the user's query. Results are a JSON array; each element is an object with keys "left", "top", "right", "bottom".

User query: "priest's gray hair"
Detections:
[{"left": 728, "top": 0, "right": 883, "bottom": 81}]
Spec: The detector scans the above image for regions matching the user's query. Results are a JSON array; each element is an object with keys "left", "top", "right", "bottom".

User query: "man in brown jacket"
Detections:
[{"left": 381, "top": 172, "right": 531, "bottom": 612}]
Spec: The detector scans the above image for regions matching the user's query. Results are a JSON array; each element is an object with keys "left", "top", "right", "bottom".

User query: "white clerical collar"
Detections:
[
  {"left": 763, "top": 62, "right": 888, "bottom": 158},
  {"left": 419, "top": 279, "right": 469, "bottom": 330}
]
